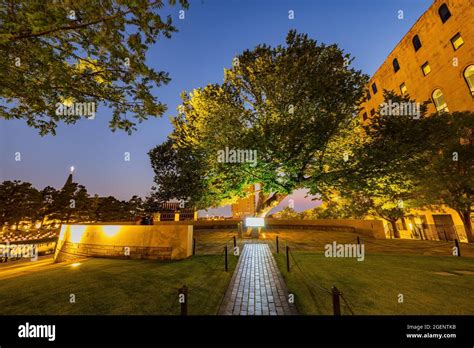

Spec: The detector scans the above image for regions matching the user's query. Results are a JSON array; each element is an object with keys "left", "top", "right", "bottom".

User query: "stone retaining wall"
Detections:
[{"left": 54, "top": 224, "right": 193, "bottom": 262}]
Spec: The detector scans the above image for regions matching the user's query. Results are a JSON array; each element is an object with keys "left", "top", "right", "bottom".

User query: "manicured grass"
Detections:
[
  {"left": 194, "top": 230, "right": 238, "bottom": 255},
  {"left": 263, "top": 229, "right": 474, "bottom": 257},
  {"left": 2, "top": 228, "right": 473, "bottom": 315},
  {"left": 0, "top": 255, "right": 237, "bottom": 315},
  {"left": 275, "top": 252, "right": 474, "bottom": 315}
]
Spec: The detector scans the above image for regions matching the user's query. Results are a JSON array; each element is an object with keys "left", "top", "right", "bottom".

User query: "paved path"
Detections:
[{"left": 219, "top": 243, "right": 297, "bottom": 315}]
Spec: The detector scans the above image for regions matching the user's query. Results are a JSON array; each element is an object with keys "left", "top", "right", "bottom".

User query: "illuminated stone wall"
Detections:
[
  {"left": 266, "top": 219, "right": 386, "bottom": 239},
  {"left": 54, "top": 224, "right": 193, "bottom": 262}
]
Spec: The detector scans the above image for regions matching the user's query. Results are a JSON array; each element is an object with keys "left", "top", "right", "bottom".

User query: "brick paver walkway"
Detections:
[{"left": 218, "top": 243, "right": 298, "bottom": 315}]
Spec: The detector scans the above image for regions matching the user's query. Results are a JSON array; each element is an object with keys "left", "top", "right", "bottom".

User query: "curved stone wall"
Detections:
[{"left": 54, "top": 224, "right": 193, "bottom": 262}]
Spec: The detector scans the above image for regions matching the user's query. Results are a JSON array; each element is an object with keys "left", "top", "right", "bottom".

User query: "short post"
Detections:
[
  {"left": 192, "top": 238, "right": 196, "bottom": 256},
  {"left": 237, "top": 222, "right": 243, "bottom": 238},
  {"left": 179, "top": 285, "right": 188, "bottom": 316},
  {"left": 233, "top": 236, "right": 237, "bottom": 248},
  {"left": 332, "top": 286, "right": 341, "bottom": 316},
  {"left": 286, "top": 246, "right": 290, "bottom": 272},
  {"left": 454, "top": 238, "right": 461, "bottom": 257},
  {"left": 357, "top": 236, "right": 360, "bottom": 245},
  {"left": 276, "top": 236, "right": 279, "bottom": 254},
  {"left": 224, "top": 245, "right": 228, "bottom": 272}
]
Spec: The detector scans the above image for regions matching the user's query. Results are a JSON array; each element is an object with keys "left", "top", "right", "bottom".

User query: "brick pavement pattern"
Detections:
[{"left": 218, "top": 243, "right": 298, "bottom": 315}]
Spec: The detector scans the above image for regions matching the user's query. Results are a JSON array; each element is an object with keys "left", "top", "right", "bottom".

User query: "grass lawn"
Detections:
[
  {"left": 263, "top": 229, "right": 474, "bottom": 257},
  {"left": 0, "top": 254, "right": 238, "bottom": 315},
  {"left": 2, "top": 228, "right": 473, "bottom": 315},
  {"left": 275, "top": 252, "right": 474, "bottom": 315}
]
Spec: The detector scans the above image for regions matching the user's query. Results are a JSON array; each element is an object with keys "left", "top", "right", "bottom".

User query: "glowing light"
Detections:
[
  {"left": 58, "top": 225, "right": 67, "bottom": 240},
  {"left": 70, "top": 166, "right": 75, "bottom": 173},
  {"left": 70, "top": 262, "right": 81, "bottom": 268},
  {"left": 102, "top": 225, "right": 121, "bottom": 237},
  {"left": 245, "top": 217, "right": 265, "bottom": 227},
  {"left": 69, "top": 225, "right": 87, "bottom": 243}
]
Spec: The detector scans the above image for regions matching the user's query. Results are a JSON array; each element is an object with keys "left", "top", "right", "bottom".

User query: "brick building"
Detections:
[{"left": 360, "top": 0, "right": 474, "bottom": 241}]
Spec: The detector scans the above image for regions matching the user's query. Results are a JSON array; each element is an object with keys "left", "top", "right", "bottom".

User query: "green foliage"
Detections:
[
  {"left": 0, "top": 181, "right": 42, "bottom": 228},
  {"left": 94, "top": 196, "right": 126, "bottom": 221},
  {"left": 0, "top": 0, "right": 188, "bottom": 135},
  {"left": 149, "top": 30, "right": 368, "bottom": 214},
  {"left": 271, "top": 207, "right": 301, "bottom": 220},
  {"left": 335, "top": 89, "right": 474, "bottom": 240},
  {"left": 0, "top": 180, "right": 147, "bottom": 227},
  {"left": 49, "top": 182, "right": 92, "bottom": 223}
]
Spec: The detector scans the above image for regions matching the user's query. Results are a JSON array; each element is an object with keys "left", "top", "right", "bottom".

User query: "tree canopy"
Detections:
[
  {"left": 332, "top": 90, "right": 474, "bottom": 240},
  {"left": 149, "top": 30, "right": 368, "bottom": 216},
  {"left": 0, "top": 0, "right": 188, "bottom": 135}
]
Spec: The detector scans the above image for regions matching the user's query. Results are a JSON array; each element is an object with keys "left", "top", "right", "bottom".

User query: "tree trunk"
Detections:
[
  {"left": 255, "top": 192, "right": 287, "bottom": 217},
  {"left": 457, "top": 209, "right": 474, "bottom": 243},
  {"left": 389, "top": 219, "right": 400, "bottom": 239},
  {"left": 40, "top": 214, "right": 46, "bottom": 229}
]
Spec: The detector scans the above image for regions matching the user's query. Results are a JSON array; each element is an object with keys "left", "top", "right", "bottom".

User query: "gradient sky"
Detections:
[{"left": 0, "top": 0, "right": 432, "bottom": 216}]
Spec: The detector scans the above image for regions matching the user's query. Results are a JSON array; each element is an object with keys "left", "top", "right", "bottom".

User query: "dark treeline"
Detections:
[{"left": 0, "top": 180, "right": 158, "bottom": 230}]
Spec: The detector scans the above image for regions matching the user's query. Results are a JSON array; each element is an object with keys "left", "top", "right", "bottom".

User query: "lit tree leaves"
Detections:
[{"left": 0, "top": 0, "right": 188, "bottom": 135}]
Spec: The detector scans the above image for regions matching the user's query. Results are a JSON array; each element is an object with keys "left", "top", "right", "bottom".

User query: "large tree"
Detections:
[
  {"left": 0, "top": 0, "right": 187, "bottom": 135},
  {"left": 0, "top": 180, "right": 42, "bottom": 229},
  {"left": 94, "top": 196, "right": 123, "bottom": 221},
  {"left": 149, "top": 30, "right": 368, "bottom": 216},
  {"left": 50, "top": 182, "right": 91, "bottom": 223}
]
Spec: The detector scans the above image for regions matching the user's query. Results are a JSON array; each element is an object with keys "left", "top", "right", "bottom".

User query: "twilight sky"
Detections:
[{"left": 0, "top": 0, "right": 432, "bottom": 216}]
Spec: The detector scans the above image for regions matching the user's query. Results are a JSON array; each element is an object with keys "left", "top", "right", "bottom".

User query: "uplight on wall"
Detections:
[
  {"left": 102, "top": 225, "right": 121, "bottom": 237},
  {"left": 69, "top": 225, "right": 87, "bottom": 243}
]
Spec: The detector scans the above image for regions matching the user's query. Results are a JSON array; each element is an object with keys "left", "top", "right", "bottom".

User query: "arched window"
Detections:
[
  {"left": 432, "top": 89, "right": 449, "bottom": 112},
  {"left": 438, "top": 4, "right": 451, "bottom": 23},
  {"left": 464, "top": 65, "right": 474, "bottom": 96},
  {"left": 412, "top": 35, "right": 422, "bottom": 51},
  {"left": 393, "top": 58, "right": 400, "bottom": 72}
]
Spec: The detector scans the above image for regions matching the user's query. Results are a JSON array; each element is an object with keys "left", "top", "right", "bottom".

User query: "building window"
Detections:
[
  {"left": 464, "top": 65, "right": 474, "bottom": 96},
  {"left": 438, "top": 3, "right": 451, "bottom": 23},
  {"left": 393, "top": 58, "right": 400, "bottom": 73},
  {"left": 367, "top": 90, "right": 371, "bottom": 100},
  {"left": 432, "top": 89, "right": 449, "bottom": 112},
  {"left": 371, "top": 82, "right": 378, "bottom": 94},
  {"left": 421, "top": 62, "right": 431, "bottom": 76},
  {"left": 370, "top": 109, "right": 375, "bottom": 117},
  {"left": 400, "top": 82, "right": 407, "bottom": 95},
  {"left": 450, "top": 33, "right": 464, "bottom": 50},
  {"left": 412, "top": 35, "right": 422, "bottom": 51},
  {"left": 362, "top": 112, "right": 367, "bottom": 121}
]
